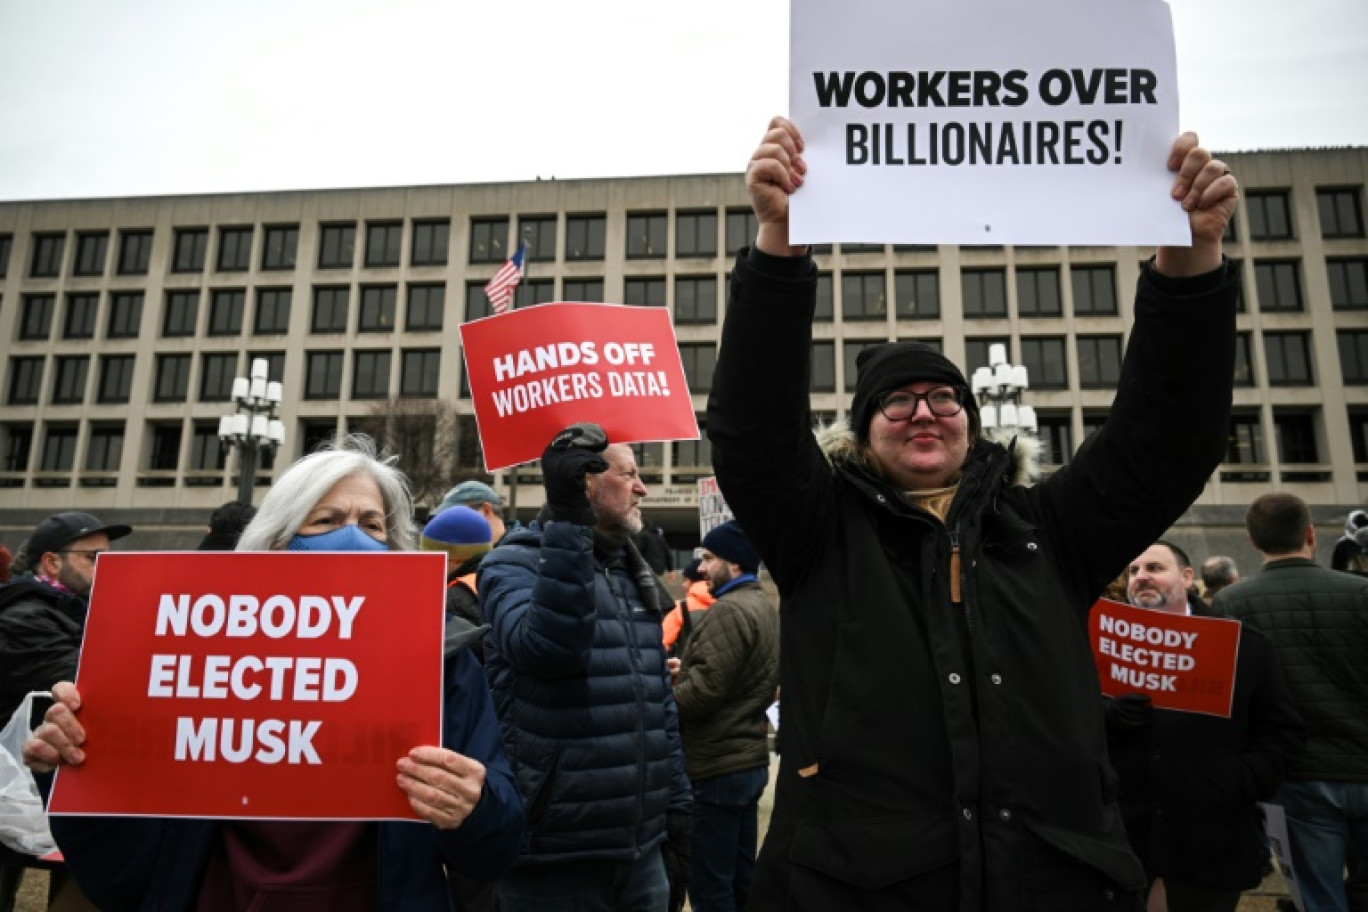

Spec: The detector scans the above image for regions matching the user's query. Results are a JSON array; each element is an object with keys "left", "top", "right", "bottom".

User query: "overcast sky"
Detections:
[{"left": 1, "top": 0, "right": 1364, "bottom": 202}]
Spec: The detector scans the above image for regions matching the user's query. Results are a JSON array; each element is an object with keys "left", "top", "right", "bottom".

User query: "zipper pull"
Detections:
[{"left": 949, "top": 531, "right": 963, "bottom": 605}]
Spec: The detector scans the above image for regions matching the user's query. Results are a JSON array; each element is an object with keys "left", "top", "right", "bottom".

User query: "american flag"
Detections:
[{"left": 484, "top": 243, "right": 527, "bottom": 315}]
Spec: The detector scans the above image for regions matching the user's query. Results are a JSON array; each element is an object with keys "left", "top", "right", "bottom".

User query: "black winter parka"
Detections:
[
  {"left": 0, "top": 578, "right": 86, "bottom": 726},
  {"left": 706, "top": 248, "right": 1239, "bottom": 912}
]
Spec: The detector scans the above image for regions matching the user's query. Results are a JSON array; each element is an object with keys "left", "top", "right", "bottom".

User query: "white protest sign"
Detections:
[
  {"left": 698, "top": 476, "right": 735, "bottom": 539},
  {"left": 789, "top": 0, "right": 1187, "bottom": 246}
]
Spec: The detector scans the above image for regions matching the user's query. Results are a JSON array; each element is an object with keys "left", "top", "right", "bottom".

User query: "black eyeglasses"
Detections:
[
  {"left": 876, "top": 386, "right": 966, "bottom": 421},
  {"left": 56, "top": 549, "right": 106, "bottom": 561}
]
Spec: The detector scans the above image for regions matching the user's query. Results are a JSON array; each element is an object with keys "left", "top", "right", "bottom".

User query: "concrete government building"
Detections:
[{"left": 2, "top": 146, "right": 1366, "bottom": 573}]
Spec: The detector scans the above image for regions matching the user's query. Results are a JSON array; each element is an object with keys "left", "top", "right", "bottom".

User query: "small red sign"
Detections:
[
  {"left": 48, "top": 552, "right": 446, "bottom": 820},
  {"left": 1089, "top": 598, "right": 1242, "bottom": 718},
  {"left": 459, "top": 303, "right": 701, "bottom": 470}
]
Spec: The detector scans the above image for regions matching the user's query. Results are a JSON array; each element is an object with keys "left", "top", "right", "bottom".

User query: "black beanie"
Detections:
[
  {"left": 700, "top": 521, "right": 761, "bottom": 575},
  {"left": 849, "top": 341, "right": 974, "bottom": 442}
]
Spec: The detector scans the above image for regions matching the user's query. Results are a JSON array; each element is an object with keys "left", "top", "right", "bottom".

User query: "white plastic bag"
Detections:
[{"left": 0, "top": 690, "right": 57, "bottom": 856}]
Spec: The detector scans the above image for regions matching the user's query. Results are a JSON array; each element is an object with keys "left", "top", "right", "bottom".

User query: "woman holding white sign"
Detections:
[
  {"left": 706, "top": 117, "right": 1240, "bottom": 910},
  {"left": 23, "top": 435, "right": 524, "bottom": 911}
]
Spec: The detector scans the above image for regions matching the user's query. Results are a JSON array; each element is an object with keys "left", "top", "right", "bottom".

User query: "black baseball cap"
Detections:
[{"left": 24, "top": 511, "right": 133, "bottom": 561}]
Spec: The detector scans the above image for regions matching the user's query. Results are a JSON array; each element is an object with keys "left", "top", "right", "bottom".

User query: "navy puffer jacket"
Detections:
[{"left": 479, "top": 520, "right": 691, "bottom": 865}]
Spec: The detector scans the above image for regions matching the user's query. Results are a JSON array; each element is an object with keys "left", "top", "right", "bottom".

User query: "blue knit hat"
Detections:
[
  {"left": 420, "top": 506, "right": 493, "bottom": 563},
  {"left": 700, "top": 521, "right": 761, "bottom": 575}
]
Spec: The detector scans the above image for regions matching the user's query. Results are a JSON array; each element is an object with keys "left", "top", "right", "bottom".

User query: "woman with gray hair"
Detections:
[{"left": 25, "top": 434, "right": 524, "bottom": 910}]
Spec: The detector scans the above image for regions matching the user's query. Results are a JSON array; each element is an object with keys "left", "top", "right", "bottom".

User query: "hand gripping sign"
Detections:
[
  {"left": 48, "top": 552, "right": 446, "bottom": 821},
  {"left": 1089, "top": 598, "right": 1242, "bottom": 718},
  {"left": 459, "top": 303, "right": 700, "bottom": 471}
]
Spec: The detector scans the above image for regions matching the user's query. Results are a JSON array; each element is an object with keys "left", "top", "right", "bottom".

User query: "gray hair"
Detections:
[{"left": 236, "top": 434, "right": 416, "bottom": 552}]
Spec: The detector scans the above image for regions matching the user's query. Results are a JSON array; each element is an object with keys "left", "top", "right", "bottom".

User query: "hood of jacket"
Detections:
[{"left": 814, "top": 416, "right": 1042, "bottom": 491}]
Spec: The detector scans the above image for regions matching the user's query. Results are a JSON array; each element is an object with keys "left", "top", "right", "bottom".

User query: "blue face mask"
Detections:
[{"left": 288, "top": 524, "right": 388, "bottom": 553}]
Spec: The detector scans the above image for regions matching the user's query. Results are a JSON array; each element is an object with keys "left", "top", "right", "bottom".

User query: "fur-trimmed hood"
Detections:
[{"left": 814, "top": 417, "right": 1042, "bottom": 489}]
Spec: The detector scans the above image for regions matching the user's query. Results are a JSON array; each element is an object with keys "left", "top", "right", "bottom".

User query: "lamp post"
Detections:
[
  {"left": 218, "top": 357, "right": 285, "bottom": 505},
  {"left": 969, "top": 344, "right": 1037, "bottom": 436}
]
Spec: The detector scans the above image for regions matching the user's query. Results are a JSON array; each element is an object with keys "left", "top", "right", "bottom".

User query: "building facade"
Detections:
[{"left": 2, "top": 147, "right": 1366, "bottom": 570}]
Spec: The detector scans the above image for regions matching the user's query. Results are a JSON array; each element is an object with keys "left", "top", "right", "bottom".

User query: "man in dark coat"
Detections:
[
  {"left": 707, "top": 116, "right": 1241, "bottom": 911},
  {"left": 1109, "top": 540, "right": 1305, "bottom": 912},
  {"left": 1214, "top": 493, "right": 1368, "bottom": 912},
  {"left": 0, "top": 511, "right": 132, "bottom": 727}
]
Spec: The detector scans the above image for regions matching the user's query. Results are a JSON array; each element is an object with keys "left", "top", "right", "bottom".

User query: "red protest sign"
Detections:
[
  {"left": 48, "top": 552, "right": 446, "bottom": 821},
  {"left": 1089, "top": 598, "right": 1242, "bottom": 718},
  {"left": 459, "top": 303, "right": 700, "bottom": 470}
]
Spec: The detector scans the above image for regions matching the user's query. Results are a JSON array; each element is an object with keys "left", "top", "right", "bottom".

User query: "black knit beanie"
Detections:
[
  {"left": 700, "top": 520, "right": 761, "bottom": 575},
  {"left": 849, "top": 341, "right": 975, "bottom": 443}
]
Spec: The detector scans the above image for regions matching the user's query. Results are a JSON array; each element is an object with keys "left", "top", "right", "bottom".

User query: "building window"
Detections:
[
  {"left": 359, "top": 285, "right": 398, "bottom": 332},
  {"left": 965, "top": 337, "right": 1010, "bottom": 374},
  {"left": 1339, "top": 330, "right": 1368, "bottom": 384},
  {"left": 86, "top": 423, "right": 124, "bottom": 472},
  {"left": 469, "top": 218, "right": 507, "bottom": 264},
  {"left": 1226, "top": 412, "right": 1265, "bottom": 466},
  {"left": 563, "top": 279, "right": 604, "bottom": 302},
  {"left": 1254, "top": 260, "right": 1303, "bottom": 312},
  {"left": 190, "top": 421, "right": 227, "bottom": 471},
  {"left": 41, "top": 426, "right": 78, "bottom": 472},
  {"left": 2, "top": 424, "right": 33, "bottom": 472},
  {"left": 672, "top": 415, "right": 712, "bottom": 470},
  {"left": 842, "top": 271, "right": 887, "bottom": 321},
  {"left": 625, "top": 277, "right": 667, "bottom": 308},
  {"left": 400, "top": 349, "right": 440, "bottom": 397},
  {"left": 406, "top": 284, "right": 445, "bottom": 331},
  {"left": 107, "top": 292, "right": 143, "bottom": 339},
  {"left": 21, "top": 295, "right": 54, "bottom": 340},
  {"left": 261, "top": 225, "right": 298, "bottom": 270},
  {"left": 52, "top": 357, "right": 89, "bottom": 405},
  {"left": 217, "top": 226, "right": 252, "bottom": 271},
  {"left": 1329, "top": 259, "right": 1368, "bottom": 309},
  {"left": 409, "top": 219, "right": 449, "bottom": 266},
  {"left": 1020, "top": 336, "right": 1068, "bottom": 389},
  {"left": 64, "top": 293, "right": 99, "bottom": 339},
  {"left": 518, "top": 216, "right": 556, "bottom": 262},
  {"left": 1351, "top": 410, "right": 1368, "bottom": 464},
  {"left": 300, "top": 420, "right": 338, "bottom": 456},
  {"left": 1317, "top": 187, "right": 1364, "bottom": 239},
  {"left": 1275, "top": 411, "right": 1320, "bottom": 464},
  {"left": 364, "top": 222, "right": 402, "bottom": 267},
  {"left": 98, "top": 355, "right": 135, "bottom": 403},
  {"left": 318, "top": 223, "right": 356, "bottom": 269},
  {"left": 626, "top": 213, "right": 667, "bottom": 259},
  {"left": 1077, "top": 335, "right": 1123, "bottom": 388},
  {"left": 843, "top": 340, "right": 881, "bottom": 393},
  {"left": 565, "top": 215, "right": 606, "bottom": 261},
  {"left": 0, "top": 234, "right": 11, "bottom": 278},
  {"left": 1234, "top": 332, "right": 1255, "bottom": 387},
  {"left": 454, "top": 415, "right": 482, "bottom": 468},
  {"left": 208, "top": 289, "right": 246, "bottom": 336},
  {"left": 1264, "top": 331, "right": 1314, "bottom": 386},
  {"left": 811, "top": 341, "right": 836, "bottom": 392},
  {"left": 815, "top": 275, "right": 834, "bottom": 322},
  {"left": 247, "top": 351, "right": 286, "bottom": 384},
  {"left": 306, "top": 351, "right": 345, "bottom": 399},
  {"left": 676, "top": 210, "right": 718, "bottom": 258},
  {"left": 1036, "top": 412, "right": 1074, "bottom": 466},
  {"left": 1071, "top": 265, "right": 1117, "bottom": 316},
  {"left": 312, "top": 286, "right": 349, "bottom": 333},
  {"left": 118, "top": 230, "right": 154, "bottom": 275},
  {"left": 962, "top": 268, "right": 1007, "bottom": 318},
  {"left": 148, "top": 423, "right": 183, "bottom": 470},
  {"left": 8, "top": 358, "right": 44, "bottom": 405},
  {"left": 352, "top": 350, "right": 391, "bottom": 399},
  {"left": 163, "top": 290, "right": 200, "bottom": 337},
  {"left": 73, "top": 232, "right": 109, "bottom": 276},
  {"left": 200, "top": 353, "right": 238, "bottom": 402},
  {"left": 895, "top": 270, "right": 940, "bottom": 319},
  {"left": 30, "top": 233, "right": 65, "bottom": 277},
  {"left": 679, "top": 343, "right": 717, "bottom": 393},
  {"left": 155, "top": 354, "right": 191, "bottom": 402},
  {"left": 465, "top": 283, "right": 492, "bottom": 321},
  {"left": 1016, "top": 267, "right": 1062, "bottom": 317},
  {"left": 726, "top": 209, "right": 758, "bottom": 255},
  {"left": 172, "top": 228, "right": 208, "bottom": 273},
  {"left": 515, "top": 279, "right": 555, "bottom": 309},
  {"left": 254, "top": 288, "right": 292, "bottom": 334},
  {"left": 1246, "top": 191, "right": 1293, "bottom": 240},
  {"left": 674, "top": 277, "right": 717, "bottom": 324}
]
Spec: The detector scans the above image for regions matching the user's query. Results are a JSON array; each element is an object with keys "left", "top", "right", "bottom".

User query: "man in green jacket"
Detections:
[
  {"left": 672, "top": 520, "right": 779, "bottom": 912},
  {"left": 1214, "top": 492, "right": 1368, "bottom": 912}
]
